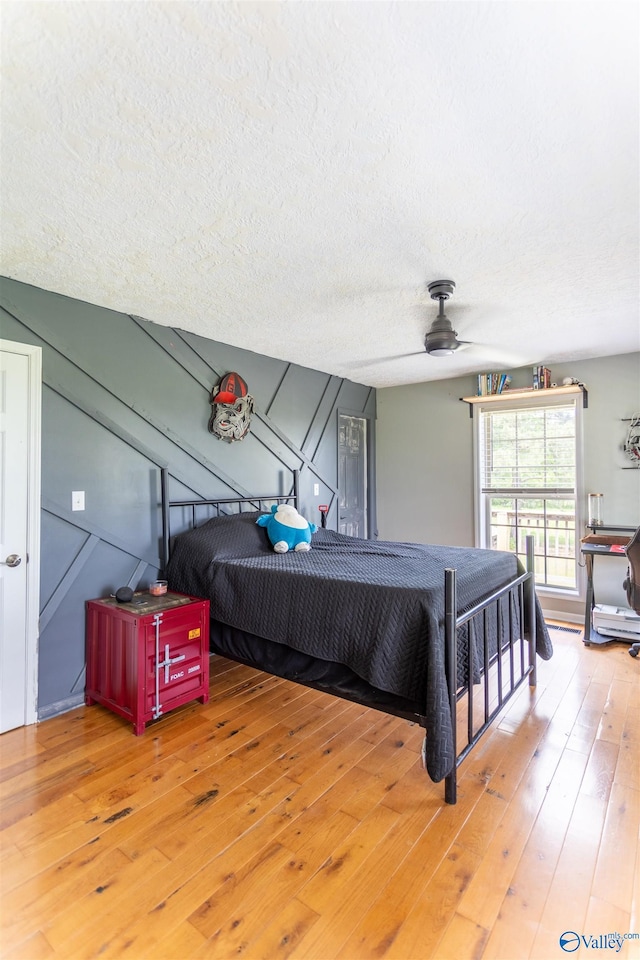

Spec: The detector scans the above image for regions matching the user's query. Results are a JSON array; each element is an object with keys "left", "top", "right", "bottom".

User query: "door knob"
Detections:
[{"left": 1, "top": 554, "right": 22, "bottom": 567}]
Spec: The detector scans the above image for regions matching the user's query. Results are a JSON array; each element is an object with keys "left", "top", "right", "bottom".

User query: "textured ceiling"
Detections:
[{"left": 1, "top": 1, "right": 638, "bottom": 387}]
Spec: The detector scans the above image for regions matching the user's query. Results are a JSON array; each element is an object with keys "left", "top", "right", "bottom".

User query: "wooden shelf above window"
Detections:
[{"left": 460, "top": 383, "right": 588, "bottom": 416}]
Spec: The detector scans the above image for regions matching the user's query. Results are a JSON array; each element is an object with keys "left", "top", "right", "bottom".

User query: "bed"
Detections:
[{"left": 161, "top": 469, "right": 552, "bottom": 803}]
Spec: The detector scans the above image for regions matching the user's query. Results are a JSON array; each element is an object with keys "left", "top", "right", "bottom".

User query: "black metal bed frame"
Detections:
[
  {"left": 443, "top": 538, "right": 536, "bottom": 802},
  {"left": 161, "top": 467, "right": 538, "bottom": 804},
  {"left": 160, "top": 468, "right": 300, "bottom": 572}
]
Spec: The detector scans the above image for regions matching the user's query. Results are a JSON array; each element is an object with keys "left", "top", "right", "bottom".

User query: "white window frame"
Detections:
[{"left": 472, "top": 390, "right": 585, "bottom": 600}]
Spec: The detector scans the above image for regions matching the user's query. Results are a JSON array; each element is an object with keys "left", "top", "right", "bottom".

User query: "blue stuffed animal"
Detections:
[{"left": 257, "top": 504, "right": 317, "bottom": 553}]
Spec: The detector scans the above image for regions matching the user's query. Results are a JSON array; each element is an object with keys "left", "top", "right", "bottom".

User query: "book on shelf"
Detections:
[
  {"left": 533, "top": 365, "right": 551, "bottom": 389},
  {"left": 476, "top": 373, "right": 512, "bottom": 396}
]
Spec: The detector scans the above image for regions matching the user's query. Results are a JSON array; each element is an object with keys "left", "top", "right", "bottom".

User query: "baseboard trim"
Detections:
[
  {"left": 38, "top": 693, "right": 84, "bottom": 722},
  {"left": 541, "top": 607, "right": 582, "bottom": 625}
]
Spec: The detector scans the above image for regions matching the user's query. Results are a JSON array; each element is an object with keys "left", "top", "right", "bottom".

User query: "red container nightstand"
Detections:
[{"left": 85, "top": 591, "right": 210, "bottom": 734}]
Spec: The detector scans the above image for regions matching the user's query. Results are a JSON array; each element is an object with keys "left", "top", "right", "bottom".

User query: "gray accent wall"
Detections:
[
  {"left": 0, "top": 277, "right": 376, "bottom": 719},
  {"left": 376, "top": 352, "right": 640, "bottom": 622}
]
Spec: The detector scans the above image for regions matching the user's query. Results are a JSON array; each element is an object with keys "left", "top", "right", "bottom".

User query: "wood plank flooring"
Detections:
[{"left": 1, "top": 626, "right": 638, "bottom": 959}]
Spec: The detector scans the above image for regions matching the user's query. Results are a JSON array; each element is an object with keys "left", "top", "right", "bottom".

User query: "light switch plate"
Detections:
[
  {"left": 313, "top": 483, "right": 320, "bottom": 496},
  {"left": 72, "top": 491, "right": 85, "bottom": 511}
]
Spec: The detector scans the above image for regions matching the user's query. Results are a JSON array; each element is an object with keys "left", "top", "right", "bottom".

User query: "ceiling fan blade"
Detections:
[
  {"left": 466, "top": 343, "right": 532, "bottom": 368},
  {"left": 352, "top": 351, "right": 427, "bottom": 368}
]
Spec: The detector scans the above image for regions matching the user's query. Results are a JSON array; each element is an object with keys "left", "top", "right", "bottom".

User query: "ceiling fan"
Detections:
[
  {"left": 423, "top": 280, "right": 469, "bottom": 356},
  {"left": 346, "top": 276, "right": 530, "bottom": 373}
]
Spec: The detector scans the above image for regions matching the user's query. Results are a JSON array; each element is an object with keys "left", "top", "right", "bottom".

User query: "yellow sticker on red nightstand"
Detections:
[{"left": 188, "top": 628, "right": 201, "bottom": 639}]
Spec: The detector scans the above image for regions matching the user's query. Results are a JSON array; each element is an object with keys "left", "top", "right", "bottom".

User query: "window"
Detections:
[{"left": 474, "top": 394, "right": 582, "bottom": 592}]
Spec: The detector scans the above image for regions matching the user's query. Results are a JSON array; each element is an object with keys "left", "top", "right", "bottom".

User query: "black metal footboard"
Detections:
[{"left": 443, "top": 535, "right": 537, "bottom": 804}]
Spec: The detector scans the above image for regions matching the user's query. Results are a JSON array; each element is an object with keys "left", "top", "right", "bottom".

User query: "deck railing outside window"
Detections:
[
  {"left": 476, "top": 395, "right": 581, "bottom": 593},
  {"left": 489, "top": 504, "right": 576, "bottom": 589}
]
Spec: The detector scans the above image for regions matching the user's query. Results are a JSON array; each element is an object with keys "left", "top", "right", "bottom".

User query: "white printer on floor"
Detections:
[{"left": 592, "top": 603, "right": 640, "bottom": 640}]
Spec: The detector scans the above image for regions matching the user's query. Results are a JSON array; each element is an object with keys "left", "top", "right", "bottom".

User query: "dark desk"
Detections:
[{"left": 581, "top": 525, "right": 636, "bottom": 644}]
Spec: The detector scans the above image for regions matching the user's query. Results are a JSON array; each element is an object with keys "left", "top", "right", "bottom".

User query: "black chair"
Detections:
[{"left": 623, "top": 526, "right": 640, "bottom": 657}]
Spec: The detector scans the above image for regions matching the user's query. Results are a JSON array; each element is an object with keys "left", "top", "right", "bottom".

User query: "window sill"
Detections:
[{"left": 536, "top": 585, "right": 581, "bottom": 601}]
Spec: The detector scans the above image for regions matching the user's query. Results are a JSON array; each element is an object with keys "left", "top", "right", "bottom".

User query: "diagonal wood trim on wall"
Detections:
[
  {"left": 133, "top": 315, "right": 342, "bottom": 494},
  {"left": 0, "top": 276, "right": 376, "bottom": 719},
  {"left": 38, "top": 531, "right": 101, "bottom": 633}
]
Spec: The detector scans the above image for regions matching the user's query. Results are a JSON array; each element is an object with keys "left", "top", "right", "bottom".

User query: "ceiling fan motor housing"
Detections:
[{"left": 424, "top": 321, "right": 459, "bottom": 354}]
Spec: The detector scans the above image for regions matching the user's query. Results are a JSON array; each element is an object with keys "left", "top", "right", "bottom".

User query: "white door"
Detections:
[{"left": 0, "top": 341, "right": 41, "bottom": 732}]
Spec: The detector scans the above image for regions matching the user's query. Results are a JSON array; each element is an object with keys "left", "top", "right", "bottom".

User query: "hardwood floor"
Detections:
[{"left": 1, "top": 625, "right": 638, "bottom": 959}]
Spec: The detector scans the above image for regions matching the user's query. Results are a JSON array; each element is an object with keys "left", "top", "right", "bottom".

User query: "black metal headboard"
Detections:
[{"left": 160, "top": 468, "right": 300, "bottom": 573}]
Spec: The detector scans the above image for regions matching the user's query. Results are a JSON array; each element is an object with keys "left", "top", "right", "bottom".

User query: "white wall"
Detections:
[{"left": 376, "top": 352, "right": 640, "bottom": 621}]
